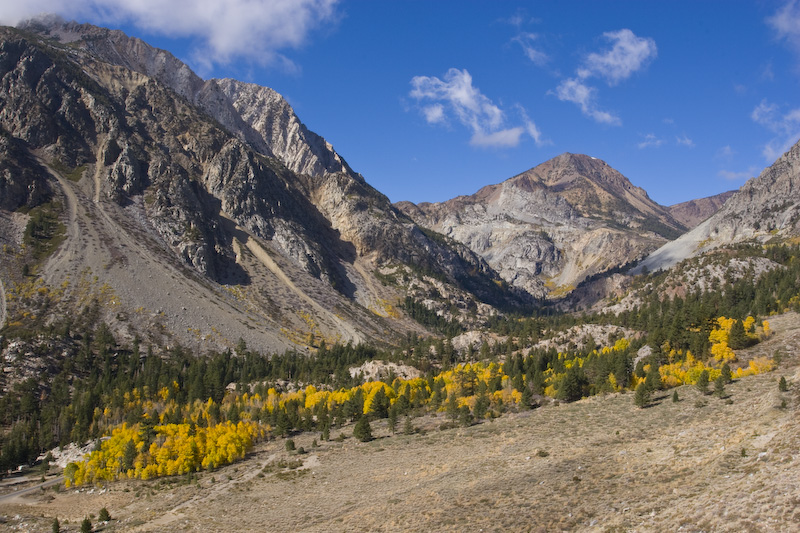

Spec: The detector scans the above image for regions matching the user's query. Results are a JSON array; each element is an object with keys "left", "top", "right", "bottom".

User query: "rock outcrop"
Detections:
[{"left": 637, "top": 139, "right": 800, "bottom": 273}]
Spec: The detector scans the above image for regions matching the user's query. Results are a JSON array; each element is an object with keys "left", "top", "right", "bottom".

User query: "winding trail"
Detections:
[
  {"left": 0, "top": 476, "right": 64, "bottom": 504},
  {"left": 0, "top": 278, "right": 6, "bottom": 329}
]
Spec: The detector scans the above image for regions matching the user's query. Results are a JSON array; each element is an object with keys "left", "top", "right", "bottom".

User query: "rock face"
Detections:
[
  {"left": 398, "top": 153, "right": 685, "bottom": 298},
  {"left": 637, "top": 139, "right": 800, "bottom": 273},
  {"left": 0, "top": 19, "right": 526, "bottom": 352},
  {"left": 668, "top": 191, "right": 736, "bottom": 229}
]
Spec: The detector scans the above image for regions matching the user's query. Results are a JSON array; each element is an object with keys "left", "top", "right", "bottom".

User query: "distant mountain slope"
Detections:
[
  {"left": 637, "top": 139, "right": 800, "bottom": 273},
  {"left": 0, "top": 20, "right": 528, "bottom": 352},
  {"left": 398, "top": 153, "right": 686, "bottom": 298},
  {"left": 668, "top": 190, "right": 736, "bottom": 229}
]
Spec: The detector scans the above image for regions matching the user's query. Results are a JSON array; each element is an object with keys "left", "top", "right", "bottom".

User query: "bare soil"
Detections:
[{"left": 2, "top": 314, "right": 798, "bottom": 532}]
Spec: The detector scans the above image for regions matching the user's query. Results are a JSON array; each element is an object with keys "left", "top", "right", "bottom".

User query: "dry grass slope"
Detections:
[{"left": 2, "top": 314, "right": 799, "bottom": 532}]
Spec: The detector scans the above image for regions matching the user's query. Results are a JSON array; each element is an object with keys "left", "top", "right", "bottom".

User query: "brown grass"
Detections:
[{"left": 2, "top": 314, "right": 799, "bottom": 532}]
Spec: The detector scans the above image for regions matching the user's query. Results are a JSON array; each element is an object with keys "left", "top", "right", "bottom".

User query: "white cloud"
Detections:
[
  {"left": 554, "top": 78, "right": 620, "bottom": 125},
  {"left": 751, "top": 99, "right": 800, "bottom": 161},
  {"left": 718, "top": 169, "right": 755, "bottom": 181},
  {"left": 578, "top": 29, "right": 657, "bottom": 86},
  {"left": 422, "top": 104, "right": 445, "bottom": 124},
  {"left": 676, "top": 135, "right": 695, "bottom": 148},
  {"left": 767, "top": 0, "right": 800, "bottom": 55},
  {"left": 512, "top": 32, "right": 549, "bottom": 67},
  {"left": 0, "top": 0, "right": 339, "bottom": 69},
  {"left": 637, "top": 133, "right": 663, "bottom": 149},
  {"left": 470, "top": 127, "right": 525, "bottom": 148},
  {"left": 553, "top": 29, "right": 653, "bottom": 125},
  {"left": 410, "top": 68, "right": 545, "bottom": 148},
  {"left": 751, "top": 99, "right": 780, "bottom": 129},
  {"left": 716, "top": 145, "right": 736, "bottom": 160}
]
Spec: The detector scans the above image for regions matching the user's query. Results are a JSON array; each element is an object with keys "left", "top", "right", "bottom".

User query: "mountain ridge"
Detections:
[
  {"left": 0, "top": 20, "right": 528, "bottom": 353},
  {"left": 397, "top": 153, "right": 686, "bottom": 298}
]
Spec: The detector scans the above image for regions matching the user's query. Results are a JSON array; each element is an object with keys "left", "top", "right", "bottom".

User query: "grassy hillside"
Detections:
[{"left": 1, "top": 313, "right": 797, "bottom": 532}]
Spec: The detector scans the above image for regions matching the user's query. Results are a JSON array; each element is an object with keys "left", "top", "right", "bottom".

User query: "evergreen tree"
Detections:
[
  {"left": 403, "top": 416, "right": 415, "bottom": 435},
  {"left": 52, "top": 518, "right": 60, "bottom": 533},
  {"left": 81, "top": 518, "right": 92, "bottom": 533},
  {"left": 714, "top": 375, "right": 726, "bottom": 398},
  {"left": 720, "top": 362, "right": 732, "bottom": 384},
  {"left": 98, "top": 508, "right": 111, "bottom": 522},
  {"left": 122, "top": 439, "right": 137, "bottom": 472},
  {"left": 520, "top": 385, "right": 533, "bottom": 409},
  {"left": 458, "top": 405, "right": 474, "bottom": 427},
  {"left": 644, "top": 365, "right": 661, "bottom": 392},
  {"left": 672, "top": 390, "right": 679, "bottom": 403},
  {"left": 696, "top": 369, "right": 710, "bottom": 395},
  {"left": 387, "top": 405, "right": 398, "bottom": 434},
  {"left": 474, "top": 392, "right": 490, "bottom": 420},
  {"left": 634, "top": 382, "right": 651, "bottom": 408},
  {"left": 779, "top": 376, "right": 788, "bottom": 392},
  {"left": 728, "top": 319, "right": 748, "bottom": 349},
  {"left": 353, "top": 416, "right": 372, "bottom": 442}
]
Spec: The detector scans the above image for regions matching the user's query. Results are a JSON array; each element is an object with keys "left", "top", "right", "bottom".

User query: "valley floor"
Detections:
[{"left": 2, "top": 313, "right": 799, "bottom": 532}]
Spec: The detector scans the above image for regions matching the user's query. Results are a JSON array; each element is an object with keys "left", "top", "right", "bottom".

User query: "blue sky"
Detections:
[{"left": 3, "top": 1, "right": 800, "bottom": 206}]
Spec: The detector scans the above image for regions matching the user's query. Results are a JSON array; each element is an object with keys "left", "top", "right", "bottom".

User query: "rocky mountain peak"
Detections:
[{"left": 397, "top": 153, "right": 685, "bottom": 298}]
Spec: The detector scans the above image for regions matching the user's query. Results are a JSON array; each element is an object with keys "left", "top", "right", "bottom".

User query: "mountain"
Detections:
[
  {"left": 397, "top": 153, "right": 686, "bottom": 298},
  {"left": 636, "top": 139, "right": 800, "bottom": 273},
  {"left": 0, "top": 19, "right": 527, "bottom": 353},
  {"left": 668, "top": 190, "right": 736, "bottom": 229}
]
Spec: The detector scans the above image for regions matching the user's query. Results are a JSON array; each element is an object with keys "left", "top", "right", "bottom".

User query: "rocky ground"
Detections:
[{"left": 1, "top": 313, "right": 798, "bottom": 532}]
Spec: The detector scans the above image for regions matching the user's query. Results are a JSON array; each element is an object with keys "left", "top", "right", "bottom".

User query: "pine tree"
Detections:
[
  {"left": 98, "top": 507, "right": 111, "bottom": 522},
  {"left": 779, "top": 376, "right": 788, "bottom": 392},
  {"left": 644, "top": 365, "right": 661, "bottom": 392},
  {"left": 696, "top": 369, "right": 710, "bottom": 395},
  {"left": 634, "top": 382, "right": 651, "bottom": 408},
  {"left": 353, "top": 416, "right": 372, "bottom": 442},
  {"left": 122, "top": 439, "right": 137, "bottom": 472},
  {"left": 458, "top": 405, "right": 474, "bottom": 427},
  {"left": 720, "top": 362, "right": 732, "bottom": 384},
  {"left": 728, "top": 319, "right": 748, "bottom": 349},
  {"left": 714, "top": 375, "right": 726, "bottom": 398},
  {"left": 52, "top": 518, "right": 60, "bottom": 533},
  {"left": 387, "top": 405, "right": 398, "bottom": 434},
  {"left": 81, "top": 518, "right": 92, "bottom": 533},
  {"left": 403, "top": 416, "right": 415, "bottom": 435},
  {"left": 672, "top": 390, "right": 679, "bottom": 403}
]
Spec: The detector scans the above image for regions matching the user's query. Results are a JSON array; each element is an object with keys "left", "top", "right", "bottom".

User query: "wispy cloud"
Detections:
[
  {"left": 577, "top": 29, "right": 657, "bottom": 86},
  {"left": 676, "top": 134, "right": 695, "bottom": 148},
  {"left": 501, "top": 8, "right": 539, "bottom": 28},
  {"left": 554, "top": 78, "right": 620, "bottom": 125},
  {"left": 410, "top": 68, "right": 545, "bottom": 148},
  {"left": 637, "top": 133, "right": 663, "bottom": 149},
  {"left": 715, "top": 145, "right": 736, "bottom": 160},
  {"left": 512, "top": 32, "right": 549, "bottom": 67},
  {"left": 0, "top": 0, "right": 340, "bottom": 70},
  {"left": 718, "top": 169, "right": 757, "bottom": 181},
  {"left": 554, "top": 29, "right": 654, "bottom": 125},
  {"left": 767, "top": 0, "right": 800, "bottom": 59},
  {"left": 751, "top": 98, "right": 800, "bottom": 160}
]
